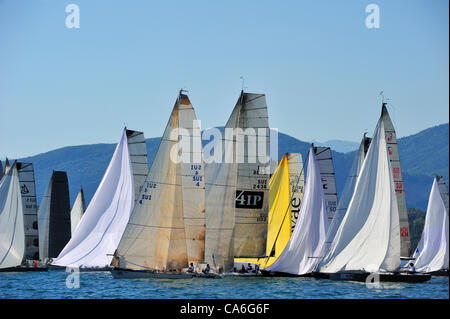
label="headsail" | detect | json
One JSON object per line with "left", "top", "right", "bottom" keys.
{"left": 113, "top": 93, "right": 205, "bottom": 271}
{"left": 381, "top": 103, "right": 411, "bottom": 257}
{"left": 126, "top": 129, "right": 149, "bottom": 204}
{"left": 37, "top": 171, "right": 71, "bottom": 261}
{"left": 205, "top": 91, "right": 270, "bottom": 272}
{"left": 0, "top": 162, "right": 25, "bottom": 269}
{"left": 52, "top": 129, "right": 134, "bottom": 268}
{"left": 70, "top": 188, "right": 86, "bottom": 235}
{"left": 410, "top": 177, "right": 449, "bottom": 272}
{"left": 313, "top": 146, "right": 338, "bottom": 221}
{"left": 318, "top": 119, "right": 401, "bottom": 274}
{"left": 17, "top": 162, "right": 39, "bottom": 261}
{"left": 266, "top": 147, "right": 329, "bottom": 275}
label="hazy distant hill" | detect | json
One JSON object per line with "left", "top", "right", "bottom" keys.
{"left": 316, "top": 140, "right": 360, "bottom": 153}
{"left": 4, "top": 123, "right": 448, "bottom": 212}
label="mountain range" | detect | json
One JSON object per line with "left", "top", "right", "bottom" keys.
{"left": 3, "top": 123, "right": 448, "bottom": 212}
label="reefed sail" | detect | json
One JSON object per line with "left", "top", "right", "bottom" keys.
{"left": 381, "top": 103, "right": 411, "bottom": 257}
{"left": 205, "top": 91, "right": 270, "bottom": 272}
{"left": 313, "top": 146, "right": 338, "bottom": 221}
{"left": 266, "top": 147, "right": 329, "bottom": 275}
{"left": 70, "top": 188, "right": 86, "bottom": 235}
{"left": 0, "top": 162, "right": 25, "bottom": 269}
{"left": 37, "top": 171, "right": 71, "bottom": 261}
{"left": 410, "top": 177, "right": 449, "bottom": 273}
{"left": 52, "top": 129, "right": 134, "bottom": 268}
{"left": 318, "top": 118, "right": 400, "bottom": 274}
{"left": 113, "top": 92, "right": 205, "bottom": 272}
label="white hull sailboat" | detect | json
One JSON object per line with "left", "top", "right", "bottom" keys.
{"left": 314, "top": 103, "right": 430, "bottom": 283}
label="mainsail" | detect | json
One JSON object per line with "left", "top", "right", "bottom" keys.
{"left": 266, "top": 146, "right": 329, "bottom": 275}
{"left": 410, "top": 177, "right": 449, "bottom": 273}
{"left": 436, "top": 176, "right": 449, "bottom": 213}
{"left": 287, "top": 153, "right": 304, "bottom": 232}
{"left": 113, "top": 92, "right": 205, "bottom": 271}
{"left": 318, "top": 118, "right": 401, "bottom": 274}
{"left": 37, "top": 171, "right": 71, "bottom": 261}
{"left": 313, "top": 146, "right": 338, "bottom": 221}
{"left": 381, "top": 103, "right": 411, "bottom": 257}
{"left": 205, "top": 91, "right": 270, "bottom": 272}
{"left": 0, "top": 162, "right": 25, "bottom": 269}
{"left": 52, "top": 129, "right": 134, "bottom": 268}
{"left": 126, "top": 129, "right": 149, "bottom": 204}
{"left": 70, "top": 188, "right": 86, "bottom": 235}
{"left": 4, "top": 158, "right": 11, "bottom": 175}
{"left": 17, "top": 162, "right": 39, "bottom": 261}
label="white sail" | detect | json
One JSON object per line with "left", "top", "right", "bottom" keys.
{"left": 17, "top": 162, "right": 39, "bottom": 261}
{"left": 287, "top": 153, "right": 304, "bottom": 232}
{"left": 126, "top": 129, "right": 149, "bottom": 204}
{"left": 410, "top": 177, "right": 449, "bottom": 272}
{"left": 0, "top": 162, "right": 25, "bottom": 269}
{"left": 204, "top": 91, "right": 270, "bottom": 272}
{"left": 266, "top": 147, "right": 329, "bottom": 275}
{"left": 70, "top": 188, "right": 86, "bottom": 235}
{"left": 381, "top": 103, "right": 411, "bottom": 257}
{"left": 320, "top": 135, "right": 368, "bottom": 261}
{"left": 313, "top": 146, "right": 338, "bottom": 221}
{"left": 114, "top": 93, "right": 205, "bottom": 271}
{"left": 52, "top": 129, "right": 134, "bottom": 268}
{"left": 318, "top": 119, "right": 401, "bottom": 273}
{"left": 0, "top": 160, "right": 3, "bottom": 180}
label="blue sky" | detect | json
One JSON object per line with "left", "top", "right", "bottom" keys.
{"left": 1, "top": 0, "right": 448, "bottom": 159}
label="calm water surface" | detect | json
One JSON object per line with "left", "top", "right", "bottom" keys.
{"left": 0, "top": 271, "right": 448, "bottom": 299}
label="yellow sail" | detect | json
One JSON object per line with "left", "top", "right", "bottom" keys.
{"left": 235, "top": 154, "right": 292, "bottom": 267}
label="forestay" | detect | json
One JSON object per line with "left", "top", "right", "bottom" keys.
{"left": 318, "top": 119, "right": 400, "bottom": 274}
{"left": 52, "top": 129, "right": 134, "bottom": 268}
{"left": 410, "top": 177, "right": 449, "bottom": 273}
{"left": 0, "top": 162, "right": 25, "bottom": 269}
{"left": 266, "top": 147, "right": 329, "bottom": 275}
{"left": 114, "top": 93, "right": 205, "bottom": 271}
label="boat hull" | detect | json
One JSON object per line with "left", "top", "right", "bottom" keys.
{"left": 111, "top": 268, "right": 221, "bottom": 279}
{"left": 313, "top": 272, "right": 431, "bottom": 283}
{"left": 260, "top": 270, "right": 312, "bottom": 277}
{"left": 427, "top": 270, "right": 449, "bottom": 277}
{"left": 0, "top": 266, "right": 48, "bottom": 273}
{"left": 48, "top": 264, "right": 112, "bottom": 272}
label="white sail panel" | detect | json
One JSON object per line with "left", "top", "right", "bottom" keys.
{"left": 411, "top": 178, "right": 449, "bottom": 272}
{"left": 0, "top": 163, "right": 25, "bottom": 269}
{"left": 436, "top": 176, "right": 449, "bottom": 213}
{"left": 381, "top": 103, "right": 411, "bottom": 257}
{"left": 52, "top": 129, "right": 134, "bottom": 268}
{"left": 318, "top": 120, "right": 401, "bottom": 273}
{"left": 266, "top": 147, "right": 329, "bottom": 275}
{"left": 287, "top": 153, "right": 304, "bottom": 232}
{"left": 126, "top": 129, "right": 149, "bottom": 204}
{"left": 313, "top": 146, "right": 338, "bottom": 221}
{"left": 70, "top": 188, "right": 86, "bottom": 235}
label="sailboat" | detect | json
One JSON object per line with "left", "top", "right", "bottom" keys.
{"left": 204, "top": 91, "right": 270, "bottom": 275}
{"left": 313, "top": 146, "right": 338, "bottom": 222}
{"left": 17, "top": 162, "right": 39, "bottom": 262}
{"left": 234, "top": 152, "right": 304, "bottom": 271}
{"left": 0, "top": 162, "right": 46, "bottom": 272}
{"left": 262, "top": 146, "right": 330, "bottom": 276}
{"left": 314, "top": 104, "right": 430, "bottom": 283}
{"left": 51, "top": 129, "right": 136, "bottom": 270}
{"left": 70, "top": 187, "right": 86, "bottom": 235}
{"left": 320, "top": 134, "right": 370, "bottom": 263}
{"left": 405, "top": 176, "right": 449, "bottom": 276}
{"left": 37, "top": 171, "right": 71, "bottom": 264}
{"left": 0, "top": 159, "right": 3, "bottom": 180}
{"left": 111, "top": 91, "right": 216, "bottom": 279}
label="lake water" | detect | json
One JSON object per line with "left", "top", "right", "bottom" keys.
{"left": 0, "top": 270, "right": 448, "bottom": 299}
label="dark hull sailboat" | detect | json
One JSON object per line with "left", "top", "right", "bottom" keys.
{"left": 111, "top": 268, "right": 221, "bottom": 279}
{"left": 0, "top": 266, "right": 48, "bottom": 273}
{"left": 312, "top": 271, "right": 431, "bottom": 283}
